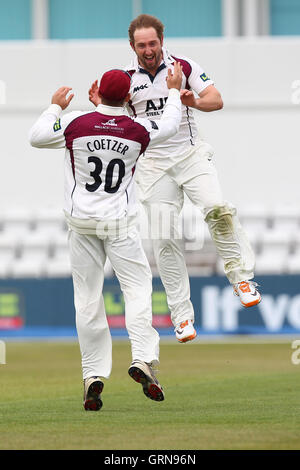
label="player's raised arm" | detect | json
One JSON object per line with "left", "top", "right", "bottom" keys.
{"left": 29, "top": 87, "right": 79, "bottom": 149}
{"left": 89, "top": 80, "right": 101, "bottom": 107}
{"left": 137, "top": 61, "right": 183, "bottom": 147}
{"left": 180, "top": 85, "right": 223, "bottom": 112}
{"left": 165, "top": 60, "right": 182, "bottom": 90}
{"left": 52, "top": 86, "right": 74, "bottom": 109}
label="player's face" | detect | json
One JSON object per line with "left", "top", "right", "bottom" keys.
{"left": 131, "top": 27, "right": 163, "bottom": 73}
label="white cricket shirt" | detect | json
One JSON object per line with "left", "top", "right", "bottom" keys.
{"left": 29, "top": 89, "right": 181, "bottom": 224}
{"left": 125, "top": 48, "right": 214, "bottom": 158}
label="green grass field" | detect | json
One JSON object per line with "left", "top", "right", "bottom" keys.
{"left": 0, "top": 340, "right": 299, "bottom": 450}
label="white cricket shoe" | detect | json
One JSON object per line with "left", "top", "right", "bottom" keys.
{"left": 233, "top": 280, "right": 261, "bottom": 308}
{"left": 175, "top": 319, "right": 197, "bottom": 343}
{"left": 83, "top": 376, "right": 104, "bottom": 411}
{"left": 128, "top": 360, "right": 164, "bottom": 401}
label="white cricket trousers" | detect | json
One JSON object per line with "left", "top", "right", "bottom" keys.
{"left": 136, "top": 141, "right": 255, "bottom": 327}
{"left": 68, "top": 226, "right": 160, "bottom": 380}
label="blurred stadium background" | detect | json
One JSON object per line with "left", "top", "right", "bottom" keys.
{"left": 0, "top": 0, "right": 300, "bottom": 338}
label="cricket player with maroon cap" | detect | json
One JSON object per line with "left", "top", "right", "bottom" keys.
{"left": 29, "top": 63, "right": 183, "bottom": 411}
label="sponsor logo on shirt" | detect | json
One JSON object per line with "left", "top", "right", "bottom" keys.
{"left": 53, "top": 118, "right": 61, "bottom": 132}
{"left": 133, "top": 84, "right": 149, "bottom": 93}
{"left": 101, "top": 118, "right": 118, "bottom": 126}
{"left": 145, "top": 97, "right": 168, "bottom": 116}
{"left": 94, "top": 119, "right": 125, "bottom": 134}
{"left": 200, "top": 73, "right": 209, "bottom": 82}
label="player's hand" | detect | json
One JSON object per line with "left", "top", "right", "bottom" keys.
{"left": 166, "top": 61, "right": 183, "bottom": 90}
{"left": 51, "top": 87, "right": 74, "bottom": 110}
{"left": 89, "top": 79, "right": 101, "bottom": 106}
{"left": 180, "top": 89, "right": 197, "bottom": 107}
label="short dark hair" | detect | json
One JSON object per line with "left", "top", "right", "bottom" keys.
{"left": 128, "top": 14, "right": 164, "bottom": 44}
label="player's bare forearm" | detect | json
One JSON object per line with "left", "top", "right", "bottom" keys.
{"left": 180, "top": 85, "right": 223, "bottom": 112}
{"left": 195, "top": 91, "right": 223, "bottom": 112}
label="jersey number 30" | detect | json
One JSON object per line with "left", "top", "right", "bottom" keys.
{"left": 86, "top": 156, "right": 125, "bottom": 193}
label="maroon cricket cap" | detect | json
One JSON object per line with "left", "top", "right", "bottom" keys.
{"left": 99, "top": 69, "right": 131, "bottom": 102}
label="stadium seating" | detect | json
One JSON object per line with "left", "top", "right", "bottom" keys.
{"left": 270, "top": 204, "right": 300, "bottom": 234}
{"left": 287, "top": 233, "right": 300, "bottom": 274}
{"left": 0, "top": 203, "right": 299, "bottom": 278}
{"left": 0, "top": 235, "right": 17, "bottom": 277}
{"left": 44, "top": 229, "right": 70, "bottom": 277}
{"left": 10, "top": 230, "right": 51, "bottom": 278}
{"left": 254, "top": 229, "right": 292, "bottom": 274}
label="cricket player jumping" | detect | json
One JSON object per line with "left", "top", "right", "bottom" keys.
{"left": 89, "top": 15, "right": 262, "bottom": 344}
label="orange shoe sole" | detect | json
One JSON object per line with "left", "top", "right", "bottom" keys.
{"left": 177, "top": 331, "right": 197, "bottom": 343}
{"left": 240, "top": 297, "right": 262, "bottom": 308}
